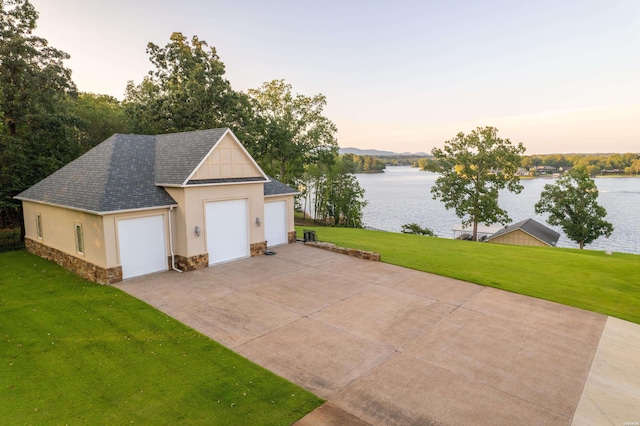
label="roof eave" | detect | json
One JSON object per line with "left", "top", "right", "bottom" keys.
{"left": 16, "top": 198, "right": 177, "bottom": 216}
{"left": 15, "top": 198, "right": 103, "bottom": 215}
{"left": 98, "top": 204, "right": 178, "bottom": 216}
{"left": 159, "top": 180, "right": 268, "bottom": 188}
{"left": 265, "top": 191, "right": 300, "bottom": 198}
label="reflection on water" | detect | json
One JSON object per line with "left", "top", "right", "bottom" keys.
{"left": 356, "top": 166, "right": 640, "bottom": 254}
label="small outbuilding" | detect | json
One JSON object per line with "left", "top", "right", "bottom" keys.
{"left": 15, "top": 128, "right": 298, "bottom": 284}
{"left": 486, "top": 218, "right": 560, "bottom": 247}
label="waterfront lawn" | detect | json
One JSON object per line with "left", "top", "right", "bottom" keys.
{"left": 0, "top": 251, "right": 322, "bottom": 425}
{"left": 297, "top": 226, "right": 640, "bottom": 324}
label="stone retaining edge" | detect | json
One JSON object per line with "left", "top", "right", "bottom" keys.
{"left": 303, "top": 241, "right": 381, "bottom": 261}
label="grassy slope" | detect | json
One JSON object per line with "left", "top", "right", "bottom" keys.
{"left": 297, "top": 226, "right": 640, "bottom": 324}
{"left": 1, "top": 251, "right": 322, "bottom": 425}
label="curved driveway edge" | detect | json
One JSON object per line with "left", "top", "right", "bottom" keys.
{"left": 114, "top": 243, "right": 639, "bottom": 425}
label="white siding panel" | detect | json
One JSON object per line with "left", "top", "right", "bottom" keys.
{"left": 206, "top": 199, "right": 249, "bottom": 264}
{"left": 117, "top": 215, "right": 167, "bottom": 279}
{"left": 265, "top": 201, "right": 287, "bottom": 246}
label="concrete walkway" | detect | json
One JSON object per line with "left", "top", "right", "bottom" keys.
{"left": 114, "top": 244, "right": 640, "bottom": 425}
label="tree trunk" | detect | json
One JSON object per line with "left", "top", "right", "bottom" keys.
{"left": 579, "top": 240, "right": 584, "bottom": 249}
{"left": 19, "top": 203, "right": 25, "bottom": 242}
{"left": 472, "top": 220, "right": 478, "bottom": 241}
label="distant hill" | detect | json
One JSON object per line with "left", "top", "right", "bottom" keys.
{"left": 339, "top": 147, "right": 396, "bottom": 156}
{"left": 339, "top": 147, "right": 430, "bottom": 156}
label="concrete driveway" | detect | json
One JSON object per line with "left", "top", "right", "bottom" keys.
{"left": 114, "top": 243, "right": 640, "bottom": 425}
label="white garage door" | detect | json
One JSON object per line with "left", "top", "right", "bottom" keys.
{"left": 265, "top": 201, "right": 287, "bottom": 247}
{"left": 206, "top": 199, "right": 249, "bottom": 265}
{"left": 117, "top": 215, "right": 167, "bottom": 279}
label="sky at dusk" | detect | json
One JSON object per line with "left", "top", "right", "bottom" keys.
{"left": 29, "top": 0, "right": 640, "bottom": 154}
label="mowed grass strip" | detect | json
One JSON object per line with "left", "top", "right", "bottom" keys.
{"left": 0, "top": 251, "right": 322, "bottom": 425}
{"left": 297, "top": 226, "right": 640, "bottom": 324}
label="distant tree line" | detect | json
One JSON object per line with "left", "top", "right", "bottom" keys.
{"left": 522, "top": 153, "right": 640, "bottom": 176}
{"left": 340, "top": 154, "right": 386, "bottom": 173}
{"left": 415, "top": 153, "right": 640, "bottom": 177}
{"left": 1, "top": 1, "right": 366, "bottom": 230}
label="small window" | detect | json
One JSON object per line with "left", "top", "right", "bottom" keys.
{"left": 75, "top": 224, "right": 84, "bottom": 254}
{"left": 36, "top": 213, "right": 43, "bottom": 239}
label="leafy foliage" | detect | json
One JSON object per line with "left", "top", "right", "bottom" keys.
{"left": 401, "top": 223, "right": 435, "bottom": 236}
{"left": 522, "top": 153, "right": 640, "bottom": 176}
{"left": 67, "top": 92, "right": 131, "bottom": 150}
{"left": 535, "top": 167, "right": 613, "bottom": 249}
{"left": 247, "top": 80, "right": 338, "bottom": 185}
{"left": 300, "top": 154, "right": 366, "bottom": 228}
{"left": 123, "top": 32, "right": 253, "bottom": 140}
{"left": 0, "top": 0, "right": 79, "bottom": 227}
{"left": 428, "top": 126, "right": 525, "bottom": 240}
{"left": 341, "top": 153, "right": 386, "bottom": 173}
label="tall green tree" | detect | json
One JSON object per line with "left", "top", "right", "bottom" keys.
{"left": 428, "top": 126, "right": 525, "bottom": 240}
{"left": 247, "top": 79, "right": 338, "bottom": 185}
{"left": 0, "top": 0, "right": 78, "bottom": 228}
{"left": 68, "top": 92, "right": 131, "bottom": 150}
{"left": 123, "top": 32, "right": 253, "bottom": 141}
{"left": 535, "top": 167, "right": 613, "bottom": 249}
{"left": 301, "top": 154, "right": 366, "bottom": 228}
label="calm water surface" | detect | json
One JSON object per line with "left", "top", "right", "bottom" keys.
{"left": 356, "top": 166, "right": 640, "bottom": 254}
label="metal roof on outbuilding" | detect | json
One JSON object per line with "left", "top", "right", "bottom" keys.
{"left": 487, "top": 218, "right": 560, "bottom": 246}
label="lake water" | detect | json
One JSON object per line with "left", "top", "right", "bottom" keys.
{"left": 356, "top": 166, "right": 640, "bottom": 255}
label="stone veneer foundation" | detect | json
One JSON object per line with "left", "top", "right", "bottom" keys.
{"left": 25, "top": 238, "right": 123, "bottom": 284}
{"left": 26, "top": 238, "right": 282, "bottom": 284}
{"left": 250, "top": 241, "right": 267, "bottom": 256}
{"left": 288, "top": 231, "right": 297, "bottom": 243}
{"left": 172, "top": 253, "right": 209, "bottom": 271}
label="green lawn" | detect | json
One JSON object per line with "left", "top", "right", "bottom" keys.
{"left": 0, "top": 251, "right": 322, "bottom": 425}
{"left": 297, "top": 226, "right": 640, "bottom": 324}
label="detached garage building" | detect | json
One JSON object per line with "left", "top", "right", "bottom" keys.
{"left": 486, "top": 218, "right": 560, "bottom": 247}
{"left": 16, "top": 128, "right": 298, "bottom": 284}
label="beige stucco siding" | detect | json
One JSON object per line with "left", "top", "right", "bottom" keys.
{"left": 489, "top": 229, "right": 548, "bottom": 247}
{"left": 265, "top": 195, "right": 296, "bottom": 234}
{"left": 102, "top": 209, "right": 171, "bottom": 269}
{"left": 22, "top": 201, "right": 106, "bottom": 267}
{"left": 165, "top": 182, "right": 265, "bottom": 257}
{"left": 192, "top": 133, "right": 262, "bottom": 180}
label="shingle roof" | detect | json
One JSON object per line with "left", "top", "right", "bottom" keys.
{"left": 16, "top": 128, "right": 292, "bottom": 215}
{"left": 16, "top": 134, "right": 177, "bottom": 213}
{"left": 487, "top": 218, "right": 560, "bottom": 246}
{"left": 155, "top": 128, "right": 229, "bottom": 186}
{"left": 264, "top": 178, "right": 299, "bottom": 196}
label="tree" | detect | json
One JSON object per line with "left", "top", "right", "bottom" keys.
{"left": 0, "top": 0, "right": 78, "bottom": 229}
{"left": 300, "top": 154, "right": 367, "bottom": 228}
{"left": 123, "top": 32, "right": 253, "bottom": 141}
{"left": 626, "top": 158, "right": 640, "bottom": 175}
{"left": 401, "top": 223, "right": 435, "bottom": 236}
{"left": 428, "top": 126, "right": 525, "bottom": 240}
{"left": 247, "top": 79, "right": 338, "bottom": 185}
{"left": 417, "top": 158, "right": 431, "bottom": 170}
{"left": 535, "top": 167, "right": 613, "bottom": 249}
{"left": 68, "top": 93, "right": 131, "bottom": 150}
